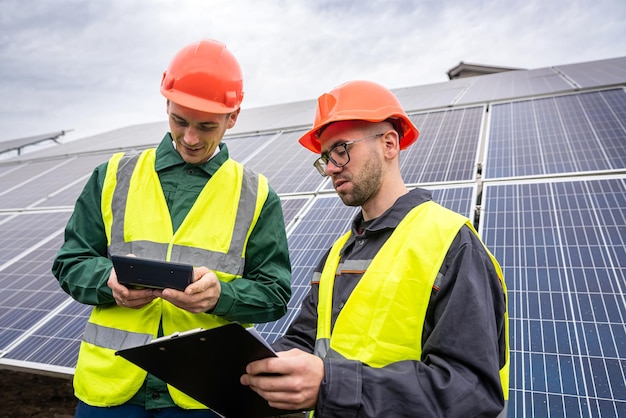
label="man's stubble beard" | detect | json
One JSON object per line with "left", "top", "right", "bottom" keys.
{"left": 336, "top": 148, "right": 383, "bottom": 208}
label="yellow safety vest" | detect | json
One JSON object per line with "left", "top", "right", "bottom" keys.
{"left": 74, "top": 149, "right": 269, "bottom": 408}
{"left": 316, "top": 201, "right": 509, "bottom": 400}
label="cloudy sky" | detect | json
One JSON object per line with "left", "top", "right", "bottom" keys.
{"left": 1, "top": 0, "right": 625, "bottom": 143}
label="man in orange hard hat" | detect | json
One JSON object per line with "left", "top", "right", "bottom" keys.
{"left": 242, "top": 80, "right": 509, "bottom": 417}
{"left": 53, "top": 39, "right": 291, "bottom": 417}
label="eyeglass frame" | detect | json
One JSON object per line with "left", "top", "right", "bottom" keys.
{"left": 313, "top": 132, "right": 385, "bottom": 177}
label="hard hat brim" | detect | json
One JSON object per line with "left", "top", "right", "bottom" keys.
{"left": 161, "top": 89, "right": 241, "bottom": 114}
{"left": 298, "top": 114, "right": 419, "bottom": 154}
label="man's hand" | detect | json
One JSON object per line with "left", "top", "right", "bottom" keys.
{"left": 240, "top": 348, "right": 324, "bottom": 411}
{"left": 107, "top": 268, "right": 156, "bottom": 309}
{"left": 154, "top": 266, "right": 221, "bottom": 313}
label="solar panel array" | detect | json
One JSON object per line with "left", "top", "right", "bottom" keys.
{"left": 404, "top": 106, "right": 483, "bottom": 184}
{"left": 0, "top": 57, "right": 625, "bottom": 417}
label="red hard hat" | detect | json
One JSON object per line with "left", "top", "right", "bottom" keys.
{"left": 160, "top": 39, "right": 244, "bottom": 114}
{"left": 298, "top": 80, "right": 419, "bottom": 153}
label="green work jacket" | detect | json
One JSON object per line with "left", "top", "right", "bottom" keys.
{"left": 53, "top": 134, "right": 291, "bottom": 409}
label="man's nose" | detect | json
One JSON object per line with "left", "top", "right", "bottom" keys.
{"left": 325, "top": 161, "right": 342, "bottom": 176}
{"left": 184, "top": 127, "right": 200, "bottom": 145}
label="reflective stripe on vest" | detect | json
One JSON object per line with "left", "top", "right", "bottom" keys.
{"left": 315, "top": 200, "right": 510, "bottom": 400}
{"left": 82, "top": 322, "right": 153, "bottom": 351}
{"left": 74, "top": 148, "right": 269, "bottom": 408}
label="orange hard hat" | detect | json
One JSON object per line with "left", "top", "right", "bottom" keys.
{"left": 298, "top": 80, "right": 419, "bottom": 153}
{"left": 160, "top": 39, "right": 244, "bottom": 114}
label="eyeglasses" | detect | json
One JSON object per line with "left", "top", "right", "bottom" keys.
{"left": 313, "top": 133, "right": 384, "bottom": 177}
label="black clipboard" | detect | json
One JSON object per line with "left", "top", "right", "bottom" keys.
{"left": 115, "top": 323, "right": 297, "bottom": 417}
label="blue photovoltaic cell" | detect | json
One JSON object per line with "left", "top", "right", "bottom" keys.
{"left": 280, "top": 197, "right": 310, "bottom": 230}
{"left": 486, "top": 89, "right": 626, "bottom": 179}
{"left": 256, "top": 186, "right": 476, "bottom": 343}
{"left": 403, "top": 106, "right": 482, "bottom": 184}
{"left": 481, "top": 178, "right": 626, "bottom": 418}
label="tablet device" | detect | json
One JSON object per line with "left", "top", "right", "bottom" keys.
{"left": 111, "top": 255, "right": 193, "bottom": 291}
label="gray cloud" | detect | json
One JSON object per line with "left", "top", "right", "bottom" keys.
{"left": 1, "top": 0, "right": 624, "bottom": 142}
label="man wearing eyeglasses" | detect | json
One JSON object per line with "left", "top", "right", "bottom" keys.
{"left": 241, "top": 80, "right": 509, "bottom": 417}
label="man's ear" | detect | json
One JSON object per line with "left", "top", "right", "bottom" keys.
{"left": 227, "top": 108, "right": 241, "bottom": 129}
{"left": 382, "top": 130, "right": 401, "bottom": 159}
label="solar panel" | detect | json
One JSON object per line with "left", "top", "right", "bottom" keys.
{"left": 394, "top": 79, "right": 474, "bottom": 110}
{"left": 0, "top": 212, "right": 75, "bottom": 369}
{"left": 35, "top": 180, "right": 91, "bottom": 209}
{"left": 2, "top": 298, "right": 91, "bottom": 373}
{"left": 7, "top": 122, "right": 168, "bottom": 161}
{"left": 222, "top": 132, "right": 278, "bottom": 163}
{"left": 485, "top": 89, "right": 626, "bottom": 180}
{"left": 404, "top": 106, "right": 483, "bottom": 184}
{"left": 0, "top": 212, "right": 71, "bottom": 265}
{"left": 244, "top": 130, "right": 327, "bottom": 194}
{"left": 555, "top": 57, "right": 626, "bottom": 89}
{"left": 21, "top": 154, "right": 108, "bottom": 209}
{"left": 0, "top": 132, "right": 65, "bottom": 154}
{"left": 0, "top": 159, "right": 72, "bottom": 210}
{"left": 456, "top": 67, "right": 573, "bottom": 105}
{"left": 0, "top": 164, "right": 21, "bottom": 178}
{"left": 480, "top": 177, "right": 626, "bottom": 417}
{"left": 0, "top": 154, "right": 109, "bottom": 210}
{"left": 0, "top": 233, "right": 72, "bottom": 358}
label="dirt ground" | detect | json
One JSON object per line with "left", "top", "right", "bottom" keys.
{"left": 1, "top": 369, "right": 76, "bottom": 418}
